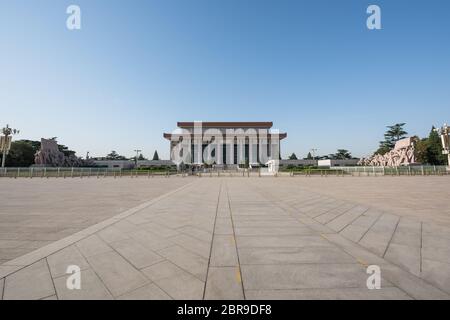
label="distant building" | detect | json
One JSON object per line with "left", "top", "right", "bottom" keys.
{"left": 163, "top": 122, "right": 287, "bottom": 167}
{"left": 92, "top": 159, "right": 134, "bottom": 169}
{"left": 136, "top": 160, "right": 175, "bottom": 168}
{"left": 279, "top": 159, "right": 318, "bottom": 167}
{"left": 92, "top": 159, "right": 175, "bottom": 169}
{"left": 318, "top": 159, "right": 360, "bottom": 167}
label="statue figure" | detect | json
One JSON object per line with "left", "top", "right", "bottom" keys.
{"left": 34, "top": 138, "right": 65, "bottom": 167}
{"left": 359, "top": 137, "right": 417, "bottom": 167}
{"left": 34, "top": 138, "right": 93, "bottom": 167}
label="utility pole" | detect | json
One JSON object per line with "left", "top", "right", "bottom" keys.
{"left": 1, "top": 124, "right": 20, "bottom": 168}
{"left": 310, "top": 148, "right": 318, "bottom": 160}
{"left": 134, "top": 149, "right": 142, "bottom": 168}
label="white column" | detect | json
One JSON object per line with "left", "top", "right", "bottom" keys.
{"left": 236, "top": 136, "right": 246, "bottom": 165}
{"left": 194, "top": 137, "right": 203, "bottom": 165}
{"left": 249, "top": 135, "right": 258, "bottom": 165}
{"left": 225, "top": 136, "right": 235, "bottom": 165}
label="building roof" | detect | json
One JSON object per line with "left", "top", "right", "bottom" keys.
{"left": 177, "top": 122, "right": 273, "bottom": 128}
{"left": 164, "top": 121, "right": 287, "bottom": 140}
{"left": 163, "top": 132, "right": 287, "bottom": 140}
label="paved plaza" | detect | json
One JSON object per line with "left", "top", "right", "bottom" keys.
{"left": 0, "top": 177, "right": 449, "bottom": 300}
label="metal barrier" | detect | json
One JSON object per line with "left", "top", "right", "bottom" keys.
{"left": 333, "top": 165, "right": 449, "bottom": 176}
{"left": 0, "top": 167, "right": 178, "bottom": 178}
{"left": 0, "top": 165, "right": 448, "bottom": 178}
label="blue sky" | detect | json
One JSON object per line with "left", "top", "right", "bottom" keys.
{"left": 1, "top": 0, "right": 449, "bottom": 159}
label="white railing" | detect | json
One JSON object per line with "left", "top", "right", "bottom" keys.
{"left": 330, "top": 165, "right": 449, "bottom": 176}
{"left": 0, "top": 167, "right": 177, "bottom": 178}
{"left": 0, "top": 165, "right": 448, "bottom": 178}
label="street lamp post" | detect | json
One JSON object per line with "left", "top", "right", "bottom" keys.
{"left": 435, "top": 124, "right": 450, "bottom": 167}
{"left": 1, "top": 124, "right": 20, "bottom": 168}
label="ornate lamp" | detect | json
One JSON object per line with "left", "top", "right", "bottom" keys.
{"left": 435, "top": 124, "right": 450, "bottom": 167}
{"left": 1, "top": 124, "right": 20, "bottom": 168}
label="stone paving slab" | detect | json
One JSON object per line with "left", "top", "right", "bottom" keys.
{"left": 155, "top": 272, "right": 205, "bottom": 300}
{"left": 47, "top": 245, "right": 90, "bottom": 278}
{"left": 169, "top": 234, "right": 211, "bottom": 259}
{"left": 315, "top": 203, "right": 356, "bottom": 224}
{"left": 76, "top": 235, "right": 114, "bottom": 258}
{"left": 1, "top": 177, "right": 450, "bottom": 300}
{"left": 85, "top": 250, "right": 149, "bottom": 297}
{"left": 358, "top": 213, "right": 400, "bottom": 257}
{"left": 238, "top": 247, "right": 356, "bottom": 265}
{"left": 3, "top": 259, "right": 55, "bottom": 300}
{"left": 390, "top": 219, "right": 422, "bottom": 248}
{"left": 205, "top": 267, "right": 244, "bottom": 300}
{"left": 326, "top": 205, "right": 369, "bottom": 232}
{"left": 241, "top": 263, "right": 389, "bottom": 290}
{"left": 234, "top": 226, "right": 315, "bottom": 236}
{"left": 157, "top": 245, "right": 209, "bottom": 281}
{"left": 421, "top": 259, "right": 450, "bottom": 295}
{"left": 236, "top": 235, "right": 333, "bottom": 248}
{"left": 246, "top": 287, "right": 412, "bottom": 300}
{"left": 177, "top": 226, "right": 213, "bottom": 243}
{"left": 117, "top": 283, "right": 172, "bottom": 300}
{"left": 210, "top": 235, "right": 239, "bottom": 267}
{"left": 384, "top": 243, "right": 421, "bottom": 276}
{"left": 53, "top": 268, "right": 113, "bottom": 300}
{"left": 108, "top": 238, "right": 165, "bottom": 269}
{"left": 339, "top": 211, "right": 382, "bottom": 243}
{"left": 127, "top": 229, "right": 174, "bottom": 252}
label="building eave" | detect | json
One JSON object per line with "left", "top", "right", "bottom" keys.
{"left": 177, "top": 122, "right": 273, "bottom": 129}
{"left": 163, "top": 132, "right": 287, "bottom": 140}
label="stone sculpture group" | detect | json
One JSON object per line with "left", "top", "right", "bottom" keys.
{"left": 34, "top": 138, "right": 92, "bottom": 167}
{"left": 358, "top": 137, "right": 417, "bottom": 167}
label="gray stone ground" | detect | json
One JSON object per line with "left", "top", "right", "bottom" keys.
{"left": 0, "top": 178, "right": 194, "bottom": 263}
{"left": 0, "top": 177, "right": 449, "bottom": 300}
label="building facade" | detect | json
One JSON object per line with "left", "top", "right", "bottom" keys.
{"left": 163, "top": 122, "right": 287, "bottom": 167}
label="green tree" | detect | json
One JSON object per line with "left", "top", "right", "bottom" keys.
{"left": 427, "top": 127, "right": 446, "bottom": 165}
{"left": 138, "top": 153, "right": 147, "bottom": 160}
{"left": 304, "top": 152, "right": 313, "bottom": 160}
{"left": 400, "top": 127, "right": 445, "bottom": 165}
{"left": 5, "top": 141, "right": 36, "bottom": 167}
{"left": 20, "top": 139, "right": 41, "bottom": 153}
{"left": 152, "top": 150, "right": 160, "bottom": 161}
{"left": 288, "top": 153, "right": 298, "bottom": 160}
{"left": 375, "top": 123, "right": 408, "bottom": 155}
{"left": 58, "top": 144, "right": 76, "bottom": 157}
{"left": 386, "top": 123, "right": 408, "bottom": 143}
{"left": 415, "top": 137, "right": 429, "bottom": 164}
{"left": 106, "top": 151, "right": 127, "bottom": 160}
{"left": 333, "top": 149, "right": 352, "bottom": 160}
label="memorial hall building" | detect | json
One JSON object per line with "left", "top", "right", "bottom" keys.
{"left": 163, "top": 122, "right": 287, "bottom": 167}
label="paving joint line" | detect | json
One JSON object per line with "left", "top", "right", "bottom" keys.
{"left": 313, "top": 203, "right": 357, "bottom": 222}
{"left": 324, "top": 205, "right": 369, "bottom": 228}
{"left": 226, "top": 181, "right": 246, "bottom": 300}
{"left": 420, "top": 222, "right": 423, "bottom": 273}
{"left": 382, "top": 217, "right": 401, "bottom": 258}
{"left": 45, "top": 257, "right": 59, "bottom": 300}
{"left": 202, "top": 181, "right": 222, "bottom": 300}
